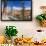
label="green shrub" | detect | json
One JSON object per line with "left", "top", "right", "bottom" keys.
{"left": 36, "top": 14, "right": 46, "bottom": 21}
{"left": 5, "top": 26, "right": 18, "bottom": 39}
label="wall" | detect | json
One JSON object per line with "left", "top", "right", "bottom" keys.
{"left": 0, "top": 0, "right": 46, "bottom": 37}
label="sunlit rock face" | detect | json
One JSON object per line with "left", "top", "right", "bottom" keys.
{"left": 12, "top": 7, "right": 22, "bottom": 16}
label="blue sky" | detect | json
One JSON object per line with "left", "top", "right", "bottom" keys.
{"left": 8, "top": 0, "right": 30, "bottom": 1}
{"left": 7, "top": 1, "right": 32, "bottom": 8}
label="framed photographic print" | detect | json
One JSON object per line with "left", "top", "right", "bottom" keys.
{"left": 1, "top": 0, "right": 32, "bottom": 21}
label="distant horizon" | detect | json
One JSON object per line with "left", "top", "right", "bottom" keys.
{"left": 2, "top": 6, "right": 31, "bottom": 10}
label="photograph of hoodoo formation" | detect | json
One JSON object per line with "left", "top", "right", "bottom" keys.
{"left": 1, "top": 0, "right": 32, "bottom": 21}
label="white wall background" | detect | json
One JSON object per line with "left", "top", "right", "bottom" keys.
{"left": 0, "top": 0, "right": 46, "bottom": 37}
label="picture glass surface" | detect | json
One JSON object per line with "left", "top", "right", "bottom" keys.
{"left": 1, "top": 0, "right": 32, "bottom": 21}
{"left": 24, "top": 1, "right": 31, "bottom": 20}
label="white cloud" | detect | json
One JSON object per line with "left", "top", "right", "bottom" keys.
{"left": 13, "top": 6, "right": 22, "bottom": 11}
{"left": 24, "top": 7, "right": 31, "bottom": 10}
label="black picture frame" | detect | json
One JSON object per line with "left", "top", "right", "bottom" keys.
{"left": 1, "top": 0, "right": 32, "bottom": 21}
